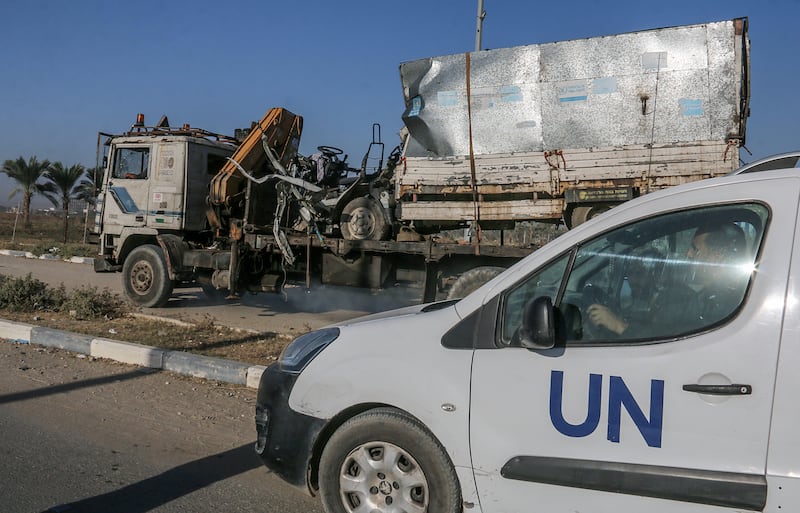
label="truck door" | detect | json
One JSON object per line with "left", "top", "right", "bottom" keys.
{"left": 102, "top": 144, "right": 151, "bottom": 230}
{"left": 468, "top": 180, "right": 797, "bottom": 512}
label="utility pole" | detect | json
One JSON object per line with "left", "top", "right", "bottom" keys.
{"left": 475, "top": 0, "right": 486, "bottom": 52}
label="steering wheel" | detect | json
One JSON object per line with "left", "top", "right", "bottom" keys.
{"left": 580, "top": 283, "right": 615, "bottom": 340}
{"left": 317, "top": 145, "right": 344, "bottom": 157}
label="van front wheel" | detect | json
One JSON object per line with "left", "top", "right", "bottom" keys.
{"left": 319, "top": 408, "right": 461, "bottom": 513}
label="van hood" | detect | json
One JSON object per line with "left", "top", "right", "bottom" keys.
{"left": 332, "top": 299, "right": 459, "bottom": 328}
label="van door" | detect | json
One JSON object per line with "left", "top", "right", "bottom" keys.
{"left": 468, "top": 181, "right": 797, "bottom": 512}
{"left": 764, "top": 198, "right": 800, "bottom": 509}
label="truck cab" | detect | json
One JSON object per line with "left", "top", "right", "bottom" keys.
{"left": 95, "top": 132, "right": 234, "bottom": 263}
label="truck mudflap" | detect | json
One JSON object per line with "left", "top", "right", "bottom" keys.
{"left": 156, "top": 234, "right": 189, "bottom": 281}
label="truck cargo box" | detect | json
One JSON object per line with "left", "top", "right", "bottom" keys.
{"left": 397, "top": 18, "right": 750, "bottom": 228}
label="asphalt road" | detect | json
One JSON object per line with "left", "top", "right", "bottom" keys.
{"left": 0, "top": 254, "right": 420, "bottom": 332}
{"left": 0, "top": 341, "right": 325, "bottom": 513}
{"left": 0, "top": 255, "right": 418, "bottom": 512}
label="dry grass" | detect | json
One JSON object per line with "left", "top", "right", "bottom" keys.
{"left": 1, "top": 309, "right": 293, "bottom": 366}
{"left": 0, "top": 212, "right": 96, "bottom": 257}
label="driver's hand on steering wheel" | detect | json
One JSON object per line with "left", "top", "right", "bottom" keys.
{"left": 587, "top": 304, "right": 628, "bottom": 335}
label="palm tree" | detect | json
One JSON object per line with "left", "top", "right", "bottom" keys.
{"left": 75, "top": 166, "right": 102, "bottom": 206}
{"left": 1, "top": 156, "right": 52, "bottom": 228}
{"left": 42, "top": 162, "right": 86, "bottom": 243}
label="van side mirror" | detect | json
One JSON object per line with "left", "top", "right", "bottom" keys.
{"left": 519, "top": 296, "right": 555, "bottom": 350}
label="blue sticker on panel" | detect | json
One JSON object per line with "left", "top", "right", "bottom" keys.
{"left": 500, "top": 85, "right": 523, "bottom": 102}
{"left": 592, "top": 77, "right": 618, "bottom": 95}
{"left": 680, "top": 99, "right": 704, "bottom": 116}
{"left": 437, "top": 91, "right": 459, "bottom": 107}
{"left": 408, "top": 96, "right": 423, "bottom": 116}
{"left": 558, "top": 80, "right": 588, "bottom": 104}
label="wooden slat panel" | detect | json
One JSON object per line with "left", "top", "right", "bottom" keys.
{"left": 399, "top": 199, "right": 562, "bottom": 221}
{"left": 398, "top": 141, "right": 738, "bottom": 191}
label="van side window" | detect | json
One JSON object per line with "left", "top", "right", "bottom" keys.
{"left": 500, "top": 255, "right": 570, "bottom": 343}
{"left": 114, "top": 147, "right": 150, "bottom": 179}
{"left": 499, "top": 203, "right": 769, "bottom": 346}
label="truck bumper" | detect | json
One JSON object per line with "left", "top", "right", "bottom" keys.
{"left": 93, "top": 256, "right": 121, "bottom": 273}
{"left": 255, "top": 363, "right": 327, "bottom": 494}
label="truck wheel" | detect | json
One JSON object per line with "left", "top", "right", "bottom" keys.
{"left": 340, "top": 197, "right": 390, "bottom": 241}
{"left": 319, "top": 408, "right": 461, "bottom": 513}
{"left": 122, "top": 245, "right": 174, "bottom": 308}
{"left": 200, "top": 283, "right": 227, "bottom": 303}
{"left": 570, "top": 204, "right": 611, "bottom": 228}
{"left": 446, "top": 266, "right": 505, "bottom": 300}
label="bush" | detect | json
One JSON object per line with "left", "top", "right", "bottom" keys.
{"left": 0, "top": 274, "right": 127, "bottom": 318}
{"left": 0, "top": 274, "right": 65, "bottom": 312}
{"left": 62, "top": 286, "right": 127, "bottom": 320}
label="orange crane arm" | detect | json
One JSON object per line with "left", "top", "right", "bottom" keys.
{"left": 207, "top": 107, "right": 303, "bottom": 217}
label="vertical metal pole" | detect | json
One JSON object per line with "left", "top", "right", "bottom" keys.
{"left": 306, "top": 233, "right": 312, "bottom": 290}
{"left": 11, "top": 200, "right": 20, "bottom": 242}
{"left": 475, "top": 0, "right": 486, "bottom": 52}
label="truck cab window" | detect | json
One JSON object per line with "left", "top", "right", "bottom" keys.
{"left": 114, "top": 147, "right": 150, "bottom": 179}
{"left": 500, "top": 203, "right": 768, "bottom": 346}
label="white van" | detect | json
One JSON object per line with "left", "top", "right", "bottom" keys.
{"left": 255, "top": 167, "right": 800, "bottom": 513}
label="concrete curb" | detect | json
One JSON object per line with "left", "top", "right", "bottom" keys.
{"left": 0, "top": 250, "right": 94, "bottom": 265}
{"left": 0, "top": 319, "right": 267, "bottom": 389}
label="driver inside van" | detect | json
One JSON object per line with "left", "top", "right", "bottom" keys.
{"left": 586, "top": 247, "right": 665, "bottom": 336}
{"left": 587, "top": 221, "right": 748, "bottom": 338}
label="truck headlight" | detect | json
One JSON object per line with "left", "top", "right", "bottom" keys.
{"left": 279, "top": 327, "right": 340, "bottom": 373}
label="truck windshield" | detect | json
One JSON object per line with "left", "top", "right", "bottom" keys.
{"left": 114, "top": 147, "right": 150, "bottom": 179}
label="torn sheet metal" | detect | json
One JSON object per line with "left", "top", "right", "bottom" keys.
{"left": 399, "top": 18, "right": 749, "bottom": 158}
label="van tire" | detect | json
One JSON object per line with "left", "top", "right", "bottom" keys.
{"left": 446, "top": 266, "right": 505, "bottom": 300}
{"left": 319, "top": 407, "right": 461, "bottom": 513}
{"left": 340, "top": 197, "right": 390, "bottom": 241}
{"left": 122, "top": 244, "right": 174, "bottom": 308}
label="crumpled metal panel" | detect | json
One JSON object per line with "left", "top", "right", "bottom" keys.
{"left": 400, "top": 19, "right": 747, "bottom": 158}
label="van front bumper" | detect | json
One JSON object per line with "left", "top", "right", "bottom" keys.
{"left": 254, "top": 363, "right": 327, "bottom": 493}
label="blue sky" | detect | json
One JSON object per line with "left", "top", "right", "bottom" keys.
{"left": 1, "top": 0, "right": 798, "bottom": 207}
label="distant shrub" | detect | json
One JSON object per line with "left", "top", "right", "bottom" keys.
{"left": 62, "top": 286, "right": 128, "bottom": 320}
{"left": 0, "top": 274, "right": 127, "bottom": 318}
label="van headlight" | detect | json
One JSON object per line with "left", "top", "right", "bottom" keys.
{"left": 279, "top": 327, "right": 340, "bottom": 373}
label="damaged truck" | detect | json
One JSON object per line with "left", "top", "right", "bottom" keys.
{"left": 92, "top": 17, "right": 750, "bottom": 307}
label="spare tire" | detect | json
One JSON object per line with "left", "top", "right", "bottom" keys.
{"left": 570, "top": 203, "right": 611, "bottom": 228}
{"left": 446, "top": 266, "right": 505, "bottom": 300}
{"left": 340, "top": 196, "right": 390, "bottom": 240}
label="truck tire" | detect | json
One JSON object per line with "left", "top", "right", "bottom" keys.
{"left": 122, "top": 245, "right": 174, "bottom": 308}
{"left": 570, "top": 204, "right": 611, "bottom": 228}
{"left": 340, "top": 197, "right": 390, "bottom": 241}
{"left": 200, "top": 283, "right": 227, "bottom": 303}
{"left": 319, "top": 407, "right": 461, "bottom": 513}
{"left": 446, "top": 266, "right": 505, "bottom": 300}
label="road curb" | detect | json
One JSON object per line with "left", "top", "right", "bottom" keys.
{"left": 0, "top": 250, "right": 94, "bottom": 265}
{"left": 0, "top": 318, "right": 266, "bottom": 389}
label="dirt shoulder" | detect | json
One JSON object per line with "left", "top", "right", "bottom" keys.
{"left": 1, "top": 309, "right": 294, "bottom": 366}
